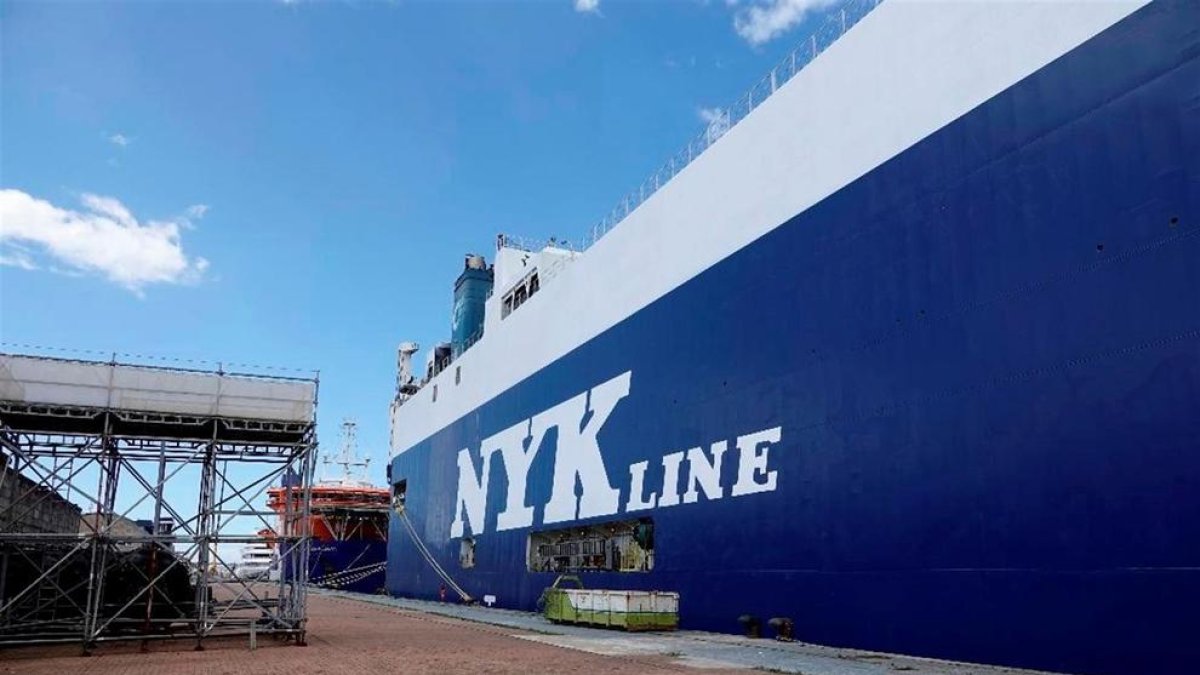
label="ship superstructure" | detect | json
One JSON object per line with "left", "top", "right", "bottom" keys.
{"left": 386, "top": 2, "right": 1200, "bottom": 674}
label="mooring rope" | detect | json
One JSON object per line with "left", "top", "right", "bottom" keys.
{"left": 395, "top": 508, "right": 473, "bottom": 603}
{"left": 310, "top": 561, "right": 387, "bottom": 590}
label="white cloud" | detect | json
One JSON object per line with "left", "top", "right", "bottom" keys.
{"left": 186, "top": 204, "right": 210, "bottom": 219}
{"left": 0, "top": 189, "right": 209, "bottom": 294}
{"left": 0, "top": 250, "right": 38, "bottom": 271}
{"left": 698, "top": 107, "right": 724, "bottom": 125}
{"left": 734, "top": 0, "right": 832, "bottom": 46}
{"left": 574, "top": 0, "right": 600, "bottom": 14}
{"left": 109, "top": 133, "right": 132, "bottom": 148}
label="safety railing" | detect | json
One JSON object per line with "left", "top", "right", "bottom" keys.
{"left": 585, "top": 0, "right": 883, "bottom": 247}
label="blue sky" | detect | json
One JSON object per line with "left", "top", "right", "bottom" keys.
{"left": 1, "top": 0, "right": 833, "bottom": 477}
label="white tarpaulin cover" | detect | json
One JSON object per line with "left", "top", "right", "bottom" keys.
{"left": 0, "top": 354, "right": 315, "bottom": 423}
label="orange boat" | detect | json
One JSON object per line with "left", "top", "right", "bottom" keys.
{"left": 267, "top": 420, "right": 389, "bottom": 592}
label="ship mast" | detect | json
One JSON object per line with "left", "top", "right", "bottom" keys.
{"left": 321, "top": 418, "right": 371, "bottom": 487}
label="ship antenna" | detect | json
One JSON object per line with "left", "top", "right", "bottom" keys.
{"left": 328, "top": 418, "right": 370, "bottom": 486}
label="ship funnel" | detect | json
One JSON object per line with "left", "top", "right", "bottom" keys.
{"left": 451, "top": 254, "right": 494, "bottom": 358}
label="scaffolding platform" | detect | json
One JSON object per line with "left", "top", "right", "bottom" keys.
{"left": 0, "top": 352, "right": 319, "bottom": 650}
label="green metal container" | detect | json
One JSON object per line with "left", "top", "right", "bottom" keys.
{"left": 541, "top": 575, "right": 679, "bottom": 631}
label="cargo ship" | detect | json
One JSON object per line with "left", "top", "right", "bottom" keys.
{"left": 269, "top": 420, "right": 388, "bottom": 594}
{"left": 385, "top": 1, "right": 1200, "bottom": 673}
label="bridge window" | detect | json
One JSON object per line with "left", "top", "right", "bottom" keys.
{"left": 500, "top": 271, "right": 541, "bottom": 320}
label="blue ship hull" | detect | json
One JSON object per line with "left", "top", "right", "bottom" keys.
{"left": 389, "top": 3, "right": 1200, "bottom": 673}
{"left": 308, "top": 540, "right": 387, "bottom": 594}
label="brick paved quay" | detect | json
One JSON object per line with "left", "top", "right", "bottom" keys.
{"left": 0, "top": 592, "right": 717, "bottom": 675}
{"left": 1, "top": 590, "right": 1055, "bottom": 675}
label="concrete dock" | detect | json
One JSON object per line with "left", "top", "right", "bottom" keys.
{"left": 0, "top": 590, "right": 1056, "bottom": 674}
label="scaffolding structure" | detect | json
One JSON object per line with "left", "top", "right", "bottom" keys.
{"left": 0, "top": 352, "right": 319, "bottom": 650}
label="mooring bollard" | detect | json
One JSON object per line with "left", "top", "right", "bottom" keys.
{"left": 738, "top": 614, "right": 762, "bottom": 638}
{"left": 768, "top": 612, "right": 796, "bottom": 638}
{"left": 768, "top": 616, "right": 794, "bottom": 642}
